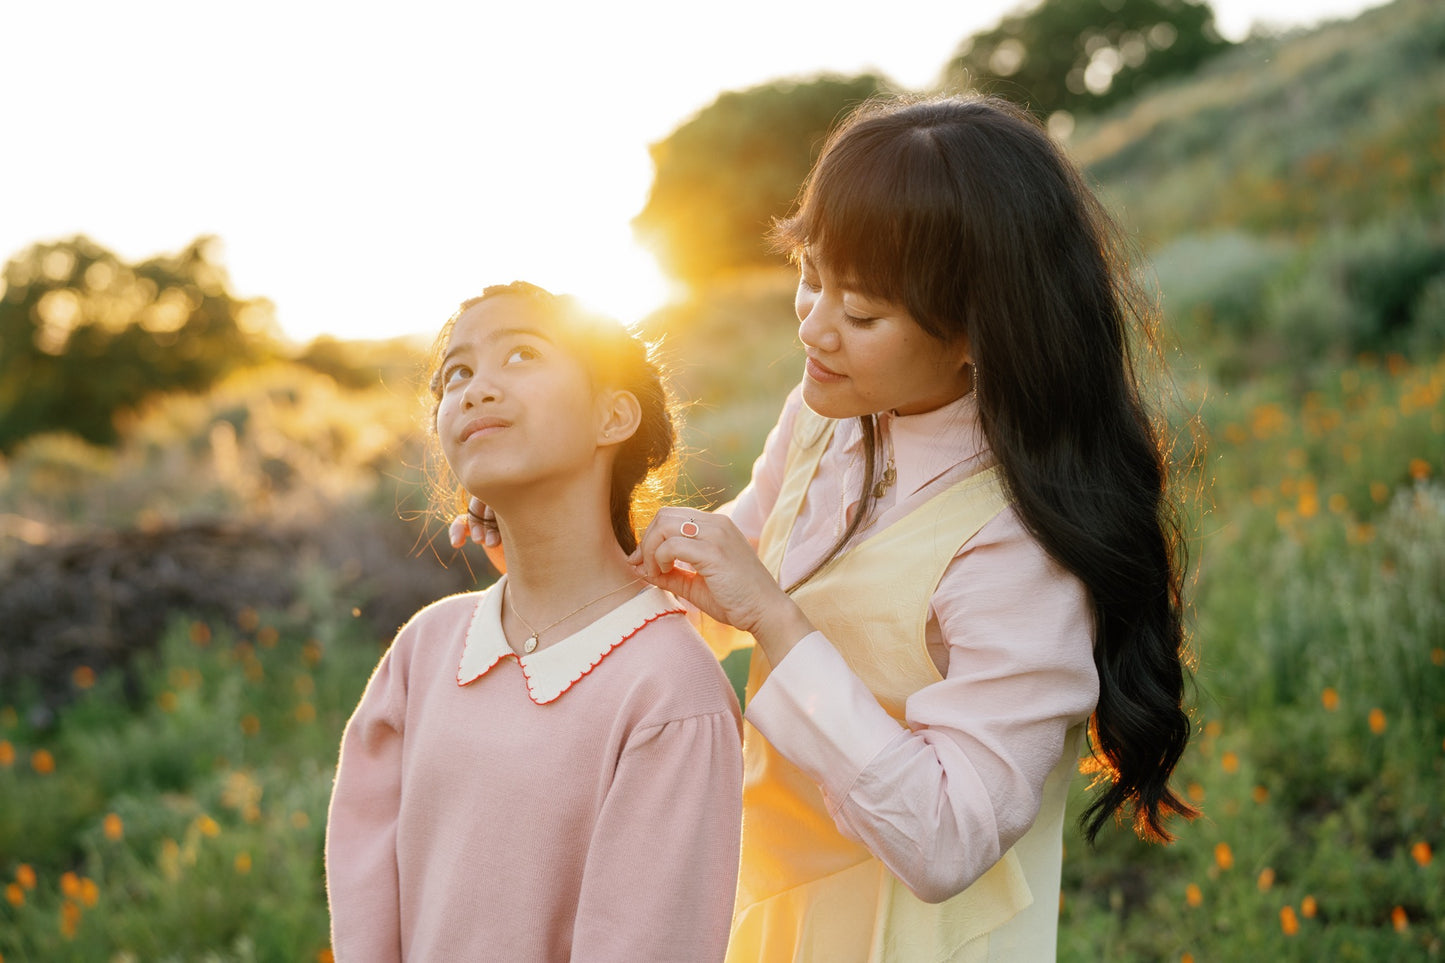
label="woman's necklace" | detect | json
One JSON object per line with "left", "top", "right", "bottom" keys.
{"left": 504, "top": 577, "right": 643, "bottom": 654}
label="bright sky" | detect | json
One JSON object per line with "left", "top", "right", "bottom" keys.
{"left": 2, "top": 0, "right": 1379, "bottom": 345}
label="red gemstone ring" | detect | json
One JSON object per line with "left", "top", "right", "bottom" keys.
{"left": 680, "top": 519, "right": 701, "bottom": 538}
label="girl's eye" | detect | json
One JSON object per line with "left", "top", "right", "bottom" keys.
{"left": 504, "top": 345, "right": 538, "bottom": 364}
{"left": 843, "top": 308, "right": 879, "bottom": 326}
{"left": 442, "top": 364, "right": 471, "bottom": 388}
{"left": 798, "top": 273, "right": 820, "bottom": 294}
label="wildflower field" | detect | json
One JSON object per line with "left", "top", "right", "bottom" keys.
{"left": 3, "top": 1, "right": 1443, "bottom": 958}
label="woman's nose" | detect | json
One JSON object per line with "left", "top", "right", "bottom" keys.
{"left": 798, "top": 298, "right": 841, "bottom": 352}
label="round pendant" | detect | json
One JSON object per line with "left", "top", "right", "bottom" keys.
{"left": 523, "top": 635, "right": 538, "bottom": 654}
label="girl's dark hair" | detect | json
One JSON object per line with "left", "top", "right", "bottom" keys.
{"left": 772, "top": 95, "right": 1196, "bottom": 844}
{"left": 425, "top": 281, "right": 678, "bottom": 554}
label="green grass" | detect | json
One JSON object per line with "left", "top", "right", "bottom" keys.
{"left": 1, "top": 565, "right": 385, "bottom": 962}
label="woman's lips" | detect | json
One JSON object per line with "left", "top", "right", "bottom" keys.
{"left": 459, "top": 416, "right": 511, "bottom": 442}
{"left": 805, "top": 356, "right": 846, "bottom": 383}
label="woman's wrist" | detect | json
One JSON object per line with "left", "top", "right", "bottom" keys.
{"left": 749, "top": 594, "right": 816, "bottom": 665}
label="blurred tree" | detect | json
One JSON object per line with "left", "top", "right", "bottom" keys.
{"left": 633, "top": 73, "right": 889, "bottom": 287}
{"left": 0, "top": 236, "right": 279, "bottom": 453}
{"left": 941, "top": 0, "right": 1230, "bottom": 120}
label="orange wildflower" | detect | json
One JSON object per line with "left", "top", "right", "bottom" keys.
{"left": 156, "top": 691, "right": 177, "bottom": 713}
{"left": 103, "top": 813, "right": 124, "bottom": 841}
{"left": 1182, "top": 955, "right": 1195, "bottom": 963}
{"left": 196, "top": 815, "right": 221, "bottom": 838}
{"left": 59, "top": 871, "right": 81, "bottom": 899}
{"left": 1369, "top": 708, "right": 1387, "bottom": 735}
{"left": 318, "top": 950, "right": 336, "bottom": 963}
{"left": 1221, "top": 751, "right": 1239, "bottom": 774}
{"left": 1321, "top": 687, "right": 1340, "bottom": 711}
{"left": 240, "top": 714, "right": 261, "bottom": 736}
{"left": 235, "top": 852, "right": 253, "bottom": 875}
{"left": 189, "top": 621, "right": 212, "bottom": 647}
{"left": 1411, "top": 841, "right": 1432, "bottom": 866}
{"left": 1280, "top": 905, "right": 1300, "bottom": 936}
{"left": 1187, "top": 782, "right": 1205, "bottom": 803}
{"left": 1301, "top": 895, "right": 1318, "bottom": 918}
{"left": 237, "top": 607, "right": 260, "bottom": 632}
{"left": 257, "top": 626, "right": 279, "bottom": 648}
{"left": 1432, "top": 648, "right": 1445, "bottom": 667}
{"left": 59, "top": 899, "right": 81, "bottom": 939}
{"left": 0, "top": 740, "right": 13, "bottom": 767}
{"left": 1257, "top": 867, "right": 1276, "bottom": 891}
{"left": 79, "top": 878, "right": 98, "bottom": 908}
{"left": 30, "top": 748, "right": 55, "bottom": 775}
{"left": 1252, "top": 785, "right": 1270, "bottom": 804}
{"left": 1409, "top": 458, "right": 1431, "bottom": 481}
{"left": 1214, "top": 842, "right": 1234, "bottom": 871}
{"left": 71, "top": 665, "right": 95, "bottom": 690}
{"left": 1392, "top": 906, "right": 1408, "bottom": 932}
{"left": 15, "top": 864, "right": 36, "bottom": 889}
{"left": 1185, "top": 883, "right": 1203, "bottom": 908}
{"left": 295, "top": 702, "right": 317, "bottom": 724}
{"left": 4, "top": 883, "right": 22, "bottom": 907}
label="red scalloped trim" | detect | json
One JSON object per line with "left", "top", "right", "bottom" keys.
{"left": 456, "top": 648, "right": 512, "bottom": 687}
{"left": 524, "top": 607, "right": 685, "bottom": 706}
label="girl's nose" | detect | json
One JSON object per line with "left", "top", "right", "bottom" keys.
{"left": 461, "top": 379, "right": 498, "bottom": 409}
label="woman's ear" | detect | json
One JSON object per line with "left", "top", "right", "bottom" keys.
{"left": 596, "top": 389, "right": 642, "bottom": 446}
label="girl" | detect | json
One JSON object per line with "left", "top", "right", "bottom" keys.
{"left": 325, "top": 282, "right": 742, "bottom": 961}
{"left": 627, "top": 94, "right": 1198, "bottom": 961}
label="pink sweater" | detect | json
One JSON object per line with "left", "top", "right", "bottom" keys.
{"left": 325, "top": 582, "right": 743, "bottom": 962}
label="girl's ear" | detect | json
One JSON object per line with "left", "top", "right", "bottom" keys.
{"left": 596, "top": 388, "right": 642, "bottom": 446}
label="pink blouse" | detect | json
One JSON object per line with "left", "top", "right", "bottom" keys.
{"left": 726, "top": 386, "right": 1100, "bottom": 897}
{"left": 325, "top": 582, "right": 743, "bottom": 961}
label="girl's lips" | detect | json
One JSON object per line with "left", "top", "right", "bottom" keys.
{"left": 805, "top": 356, "right": 846, "bottom": 383}
{"left": 459, "top": 416, "right": 511, "bottom": 442}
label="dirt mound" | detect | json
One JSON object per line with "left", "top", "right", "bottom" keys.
{"left": 0, "top": 516, "right": 488, "bottom": 722}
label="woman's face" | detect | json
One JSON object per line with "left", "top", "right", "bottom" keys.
{"left": 794, "top": 250, "right": 973, "bottom": 419}
{"left": 435, "top": 296, "right": 613, "bottom": 500}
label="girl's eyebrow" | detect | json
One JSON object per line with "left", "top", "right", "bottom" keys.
{"left": 441, "top": 325, "right": 554, "bottom": 366}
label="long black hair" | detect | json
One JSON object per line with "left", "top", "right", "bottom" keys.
{"left": 773, "top": 95, "right": 1196, "bottom": 843}
{"left": 426, "top": 281, "right": 678, "bottom": 554}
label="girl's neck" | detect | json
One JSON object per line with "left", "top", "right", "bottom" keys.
{"left": 492, "top": 490, "right": 639, "bottom": 622}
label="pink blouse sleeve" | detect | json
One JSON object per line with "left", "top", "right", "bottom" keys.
{"left": 744, "top": 508, "right": 1099, "bottom": 903}
{"left": 570, "top": 710, "right": 744, "bottom": 962}
{"left": 717, "top": 386, "right": 805, "bottom": 541}
{"left": 325, "top": 639, "right": 409, "bottom": 961}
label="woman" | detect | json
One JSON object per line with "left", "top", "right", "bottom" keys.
{"left": 628, "top": 95, "right": 1196, "bottom": 961}
{"left": 326, "top": 282, "right": 742, "bottom": 961}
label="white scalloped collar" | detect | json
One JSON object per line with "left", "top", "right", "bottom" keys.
{"left": 455, "top": 576, "right": 686, "bottom": 705}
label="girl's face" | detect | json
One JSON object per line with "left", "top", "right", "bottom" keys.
{"left": 794, "top": 250, "right": 974, "bottom": 419}
{"left": 435, "top": 296, "right": 623, "bottom": 500}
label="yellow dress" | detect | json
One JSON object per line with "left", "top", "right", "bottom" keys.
{"left": 725, "top": 406, "right": 1083, "bottom": 963}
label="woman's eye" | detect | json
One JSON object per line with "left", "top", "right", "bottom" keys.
{"left": 504, "top": 346, "right": 538, "bottom": 364}
{"left": 443, "top": 364, "right": 471, "bottom": 388}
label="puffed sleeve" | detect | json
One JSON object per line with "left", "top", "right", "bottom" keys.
{"left": 717, "top": 385, "right": 805, "bottom": 541}
{"left": 325, "top": 636, "right": 409, "bottom": 961}
{"left": 570, "top": 709, "right": 744, "bottom": 962}
{"left": 744, "top": 509, "right": 1099, "bottom": 904}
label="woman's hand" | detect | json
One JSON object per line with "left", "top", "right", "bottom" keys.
{"left": 449, "top": 497, "right": 506, "bottom": 574}
{"left": 629, "top": 508, "right": 815, "bottom": 660}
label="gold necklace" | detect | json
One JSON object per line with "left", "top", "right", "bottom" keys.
{"left": 504, "top": 577, "right": 643, "bottom": 654}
